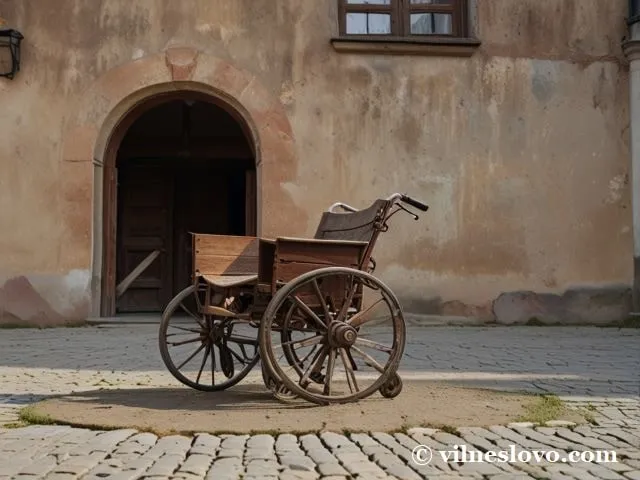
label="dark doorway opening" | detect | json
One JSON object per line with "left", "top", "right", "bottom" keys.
{"left": 114, "top": 98, "right": 256, "bottom": 313}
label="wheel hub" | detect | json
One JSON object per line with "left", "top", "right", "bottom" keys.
{"left": 328, "top": 322, "right": 358, "bottom": 347}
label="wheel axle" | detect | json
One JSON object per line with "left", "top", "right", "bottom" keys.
{"left": 328, "top": 322, "right": 358, "bottom": 348}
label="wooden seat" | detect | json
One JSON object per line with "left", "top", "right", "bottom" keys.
{"left": 201, "top": 274, "right": 258, "bottom": 288}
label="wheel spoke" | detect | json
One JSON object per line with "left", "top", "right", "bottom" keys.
{"left": 177, "top": 342, "right": 206, "bottom": 370}
{"left": 300, "top": 345, "right": 328, "bottom": 386}
{"left": 167, "top": 325, "right": 203, "bottom": 334}
{"left": 167, "top": 337, "right": 203, "bottom": 347}
{"left": 226, "top": 335, "right": 259, "bottom": 346}
{"left": 351, "top": 345, "right": 386, "bottom": 374}
{"left": 335, "top": 275, "right": 357, "bottom": 323}
{"left": 179, "top": 302, "right": 206, "bottom": 329}
{"left": 312, "top": 279, "right": 332, "bottom": 324}
{"left": 238, "top": 343, "right": 256, "bottom": 363}
{"left": 292, "top": 295, "right": 327, "bottom": 329}
{"left": 210, "top": 342, "right": 216, "bottom": 386}
{"left": 324, "top": 349, "right": 336, "bottom": 395}
{"left": 355, "top": 337, "right": 392, "bottom": 353}
{"left": 196, "top": 343, "right": 211, "bottom": 384}
{"left": 340, "top": 348, "right": 359, "bottom": 393}
{"left": 227, "top": 344, "right": 253, "bottom": 365}
{"left": 347, "top": 298, "right": 384, "bottom": 328}
{"left": 279, "top": 335, "right": 324, "bottom": 349}
{"left": 300, "top": 344, "right": 320, "bottom": 364}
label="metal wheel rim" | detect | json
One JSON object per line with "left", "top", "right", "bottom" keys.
{"left": 259, "top": 267, "right": 406, "bottom": 405}
{"left": 159, "top": 284, "right": 260, "bottom": 392}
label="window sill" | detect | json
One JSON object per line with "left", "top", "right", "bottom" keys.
{"left": 330, "top": 36, "right": 481, "bottom": 57}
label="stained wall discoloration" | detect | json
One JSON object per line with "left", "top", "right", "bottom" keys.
{"left": 0, "top": 0, "right": 632, "bottom": 325}
{"left": 0, "top": 272, "right": 90, "bottom": 327}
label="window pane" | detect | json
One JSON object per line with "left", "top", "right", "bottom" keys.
{"left": 347, "top": 0, "right": 391, "bottom": 4}
{"left": 410, "top": 13, "right": 452, "bottom": 34}
{"left": 346, "top": 13, "right": 391, "bottom": 34}
{"left": 410, "top": 0, "right": 451, "bottom": 4}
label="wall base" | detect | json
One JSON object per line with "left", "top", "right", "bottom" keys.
{"left": 0, "top": 274, "right": 632, "bottom": 328}
{"left": 400, "top": 284, "right": 632, "bottom": 326}
{"left": 0, "top": 271, "right": 91, "bottom": 328}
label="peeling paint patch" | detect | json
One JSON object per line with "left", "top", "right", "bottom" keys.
{"left": 0, "top": 271, "right": 90, "bottom": 327}
{"left": 605, "top": 173, "right": 627, "bottom": 204}
{"left": 132, "top": 48, "right": 145, "bottom": 60}
{"left": 531, "top": 60, "right": 558, "bottom": 103}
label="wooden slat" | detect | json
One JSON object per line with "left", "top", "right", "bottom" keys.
{"left": 275, "top": 238, "right": 365, "bottom": 267}
{"left": 313, "top": 199, "right": 389, "bottom": 243}
{"left": 194, "top": 234, "right": 260, "bottom": 256}
{"left": 195, "top": 254, "right": 259, "bottom": 276}
{"left": 274, "top": 262, "right": 338, "bottom": 284}
{"left": 278, "top": 236, "right": 368, "bottom": 247}
{"left": 116, "top": 250, "right": 160, "bottom": 298}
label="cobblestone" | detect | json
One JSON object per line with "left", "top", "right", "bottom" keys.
{"left": 0, "top": 324, "right": 637, "bottom": 478}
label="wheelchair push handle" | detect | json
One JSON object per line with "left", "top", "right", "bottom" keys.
{"left": 400, "top": 194, "right": 429, "bottom": 212}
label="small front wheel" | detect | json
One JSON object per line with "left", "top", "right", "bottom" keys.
{"left": 258, "top": 267, "right": 406, "bottom": 405}
{"left": 379, "top": 373, "right": 403, "bottom": 398}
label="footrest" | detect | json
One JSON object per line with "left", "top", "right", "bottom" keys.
{"left": 202, "top": 306, "right": 237, "bottom": 318}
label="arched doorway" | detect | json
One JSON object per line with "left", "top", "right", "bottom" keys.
{"left": 102, "top": 91, "right": 257, "bottom": 316}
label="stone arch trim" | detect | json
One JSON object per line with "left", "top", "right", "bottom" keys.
{"left": 58, "top": 47, "right": 304, "bottom": 316}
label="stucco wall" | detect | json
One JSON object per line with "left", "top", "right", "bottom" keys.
{"left": 0, "top": 0, "right": 632, "bottom": 326}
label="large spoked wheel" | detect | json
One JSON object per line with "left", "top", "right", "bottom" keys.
{"left": 159, "top": 283, "right": 260, "bottom": 392}
{"left": 258, "top": 267, "right": 406, "bottom": 405}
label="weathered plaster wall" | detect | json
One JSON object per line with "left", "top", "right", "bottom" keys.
{"left": 0, "top": 0, "right": 631, "bottom": 326}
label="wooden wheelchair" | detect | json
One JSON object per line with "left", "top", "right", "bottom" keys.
{"left": 158, "top": 193, "right": 428, "bottom": 405}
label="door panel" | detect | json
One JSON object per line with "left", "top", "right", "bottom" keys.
{"left": 116, "top": 167, "right": 173, "bottom": 312}
{"left": 172, "top": 169, "right": 230, "bottom": 297}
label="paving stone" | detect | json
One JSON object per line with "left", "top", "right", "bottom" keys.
{"left": 597, "top": 428, "right": 640, "bottom": 448}
{"left": 15, "top": 454, "right": 57, "bottom": 476}
{"left": 554, "top": 427, "right": 618, "bottom": 450}
{"left": 176, "top": 453, "right": 213, "bottom": 476}
{"left": 455, "top": 461, "right": 504, "bottom": 476}
{"left": 316, "top": 462, "right": 349, "bottom": 476}
{"left": 582, "top": 463, "right": 628, "bottom": 479}
{"left": 246, "top": 459, "right": 281, "bottom": 476}
{"left": 488, "top": 425, "right": 555, "bottom": 450}
{"left": 342, "top": 459, "right": 387, "bottom": 477}
{"left": 278, "top": 470, "right": 320, "bottom": 480}
{"left": 51, "top": 452, "right": 107, "bottom": 476}
{"left": 276, "top": 434, "right": 301, "bottom": 453}
{"left": 278, "top": 454, "right": 316, "bottom": 471}
{"left": 381, "top": 463, "right": 422, "bottom": 480}
{"left": 546, "top": 464, "right": 603, "bottom": 480}
{"left": 206, "top": 456, "right": 243, "bottom": 479}
{"left": 320, "top": 432, "right": 358, "bottom": 451}
{"left": 490, "top": 475, "right": 534, "bottom": 480}
{"left": 545, "top": 420, "right": 578, "bottom": 427}
{"left": 433, "top": 430, "right": 467, "bottom": 447}
{"left": 145, "top": 454, "right": 185, "bottom": 476}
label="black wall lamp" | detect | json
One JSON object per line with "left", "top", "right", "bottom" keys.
{"left": 0, "top": 19, "right": 23, "bottom": 80}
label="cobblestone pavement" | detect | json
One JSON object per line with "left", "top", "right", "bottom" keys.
{"left": 0, "top": 324, "right": 638, "bottom": 479}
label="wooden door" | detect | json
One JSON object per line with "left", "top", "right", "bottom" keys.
{"left": 172, "top": 169, "right": 230, "bottom": 298}
{"left": 116, "top": 166, "right": 174, "bottom": 312}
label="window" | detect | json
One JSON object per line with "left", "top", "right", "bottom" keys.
{"left": 333, "top": 0, "right": 480, "bottom": 56}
